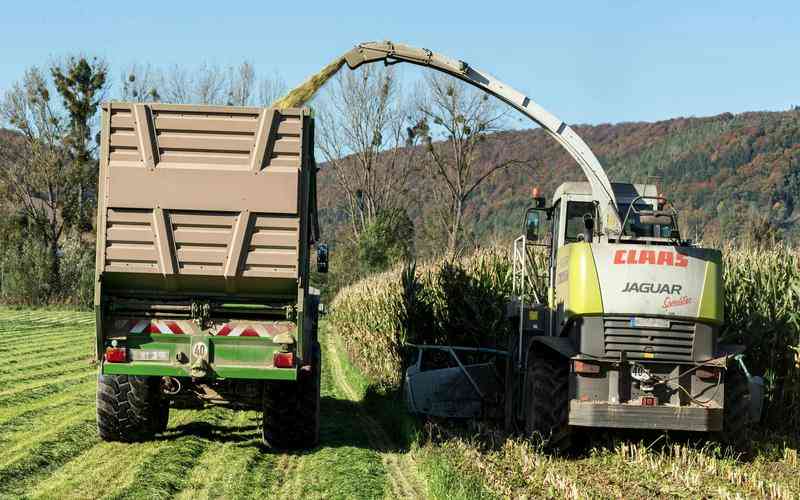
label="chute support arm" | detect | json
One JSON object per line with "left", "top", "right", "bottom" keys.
{"left": 343, "top": 41, "right": 622, "bottom": 235}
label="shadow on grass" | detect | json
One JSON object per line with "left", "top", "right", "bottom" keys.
{"left": 151, "top": 388, "right": 419, "bottom": 455}
{"left": 152, "top": 388, "right": 796, "bottom": 464}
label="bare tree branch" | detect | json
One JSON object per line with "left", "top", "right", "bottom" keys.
{"left": 415, "top": 73, "right": 531, "bottom": 254}
{"left": 316, "top": 65, "right": 420, "bottom": 239}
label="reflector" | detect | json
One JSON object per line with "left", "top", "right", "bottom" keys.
{"left": 273, "top": 352, "right": 294, "bottom": 368}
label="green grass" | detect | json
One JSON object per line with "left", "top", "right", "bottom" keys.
{"left": 0, "top": 308, "right": 407, "bottom": 499}
{"left": 2, "top": 307, "right": 796, "bottom": 499}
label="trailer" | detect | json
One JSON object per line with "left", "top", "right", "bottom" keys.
{"left": 93, "top": 103, "right": 326, "bottom": 448}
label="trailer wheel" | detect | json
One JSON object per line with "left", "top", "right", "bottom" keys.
{"left": 718, "top": 365, "right": 750, "bottom": 449}
{"left": 96, "top": 373, "right": 165, "bottom": 442}
{"left": 524, "top": 349, "right": 571, "bottom": 452}
{"left": 262, "top": 343, "right": 321, "bottom": 449}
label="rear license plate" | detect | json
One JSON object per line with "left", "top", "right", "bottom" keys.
{"left": 631, "top": 317, "right": 670, "bottom": 329}
{"left": 130, "top": 350, "right": 170, "bottom": 362}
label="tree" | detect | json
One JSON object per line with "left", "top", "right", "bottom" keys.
{"left": 317, "top": 65, "right": 421, "bottom": 239}
{"left": 415, "top": 74, "right": 531, "bottom": 254}
{"left": 121, "top": 64, "right": 161, "bottom": 102}
{"left": 259, "top": 70, "right": 287, "bottom": 106}
{"left": 357, "top": 208, "right": 415, "bottom": 274}
{"left": 0, "top": 58, "right": 107, "bottom": 294}
{"left": 121, "top": 62, "right": 286, "bottom": 107}
{"left": 226, "top": 62, "right": 255, "bottom": 106}
{"left": 51, "top": 56, "right": 108, "bottom": 230}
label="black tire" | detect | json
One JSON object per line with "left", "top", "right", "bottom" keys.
{"left": 524, "top": 348, "right": 571, "bottom": 452}
{"left": 718, "top": 365, "right": 750, "bottom": 449}
{"left": 262, "top": 343, "right": 321, "bottom": 449}
{"left": 96, "top": 373, "right": 165, "bottom": 442}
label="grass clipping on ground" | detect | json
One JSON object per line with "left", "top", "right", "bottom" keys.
{"left": 270, "top": 56, "right": 346, "bottom": 109}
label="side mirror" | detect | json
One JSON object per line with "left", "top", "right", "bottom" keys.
{"left": 524, "top": 209, "right": 549, "bottom": 244}
{"left": 316, "top": 244, "right": 329, "bottom": 273}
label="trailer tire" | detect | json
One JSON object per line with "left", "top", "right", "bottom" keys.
{"left": 524, "top": 349, "right": 571, "bottom": 452}
{"left": 718, "top": 365, "right": 750, "bottom": 449}
{"left": 96, "top": 373, "right": 165, "bottom": 442}
{"left": 262, "top": 343, "right": 321, "bottom": 449}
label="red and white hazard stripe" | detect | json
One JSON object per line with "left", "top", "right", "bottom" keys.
{"left": 215, "top": 323, "right": 265, "bottom": 337}
{"left": 114, "top": 319, "right": 290, "bottom": 337}
{"left": 214, "top": 322, "right": 293, "bottom": 337}
{"left": 127, "top": 319, "right": 187, "bottom": 335}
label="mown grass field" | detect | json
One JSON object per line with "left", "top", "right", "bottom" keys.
{"left": 1, "top": 308, "right": 798, "bottom": 499}
{"left": 0, "top": 309, "right": 425, "bottom": 499}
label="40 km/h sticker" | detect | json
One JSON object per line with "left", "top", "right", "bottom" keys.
{"left": 192, "top": 342, "right": 208, "bottom": 360}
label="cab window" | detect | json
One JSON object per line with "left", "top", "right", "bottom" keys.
{"left": 618, "top": 202, "right": 676, "bottom": 238}
{"left": 564, "top": 201, "right": 596, "bottom": 243}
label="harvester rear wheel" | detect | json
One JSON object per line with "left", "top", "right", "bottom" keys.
{"left": 96, "top": 373, "right": 165, "bottom": 442}
{"left": 524, "top": 349, "right": 571, "bottom": 452}
{"left": 262, "top": 343, "right": 321, "bottom": 449}
{"left": 718, "top": 365, "right": 750, "bottom": 449}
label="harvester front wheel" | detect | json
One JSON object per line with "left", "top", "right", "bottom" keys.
{"left": 718, "top": 365, "right": 750, "bottom": 449}
{"left": 96, "top": 373, "right": 166, "bottom": 442}
{"left": 524, "top": 349, "right": 571, "bottom": 452}
{"left": 262, "top": 343, "right": 321, "bottom": 449}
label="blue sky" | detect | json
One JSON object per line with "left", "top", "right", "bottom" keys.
{"left": 1, "top": 0, "right": 798, "bottom": 125}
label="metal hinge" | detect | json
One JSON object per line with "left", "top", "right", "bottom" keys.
{"left": 284, "top": 305, "right": 297, "bottom": 322}
{"left": 191, "top": 301, "right": 211, "bottom": 329}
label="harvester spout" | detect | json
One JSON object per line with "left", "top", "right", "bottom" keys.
{"left": 344, "top": 41, "right": 623, "bottom": 235}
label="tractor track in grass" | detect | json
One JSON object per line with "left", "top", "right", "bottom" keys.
{"left": 0, "top": 308, "right": 421, "bottom": 499}
{"left": 325, "top": 330, "right": 427, "bottom": 499}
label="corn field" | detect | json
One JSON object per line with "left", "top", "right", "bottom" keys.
{"left": 330, "top": 245, "right": 800, "bottom": 429}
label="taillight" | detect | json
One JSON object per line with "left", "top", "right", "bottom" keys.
{"left": 105, "top": 347, "right": 127, "bottom": 363}
{"left": 273, "top": 351, "right": 294, "bottom": 368}
{"left": 573, "top": 360, "right": 600, "bottom": 374}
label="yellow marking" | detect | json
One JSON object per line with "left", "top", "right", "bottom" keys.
{"left": 644, "top": 353, "right": 655, "bottom": 359}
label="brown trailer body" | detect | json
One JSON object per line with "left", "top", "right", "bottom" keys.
{"left": 95, "top": 103, "right": 316, "bottom": 301}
